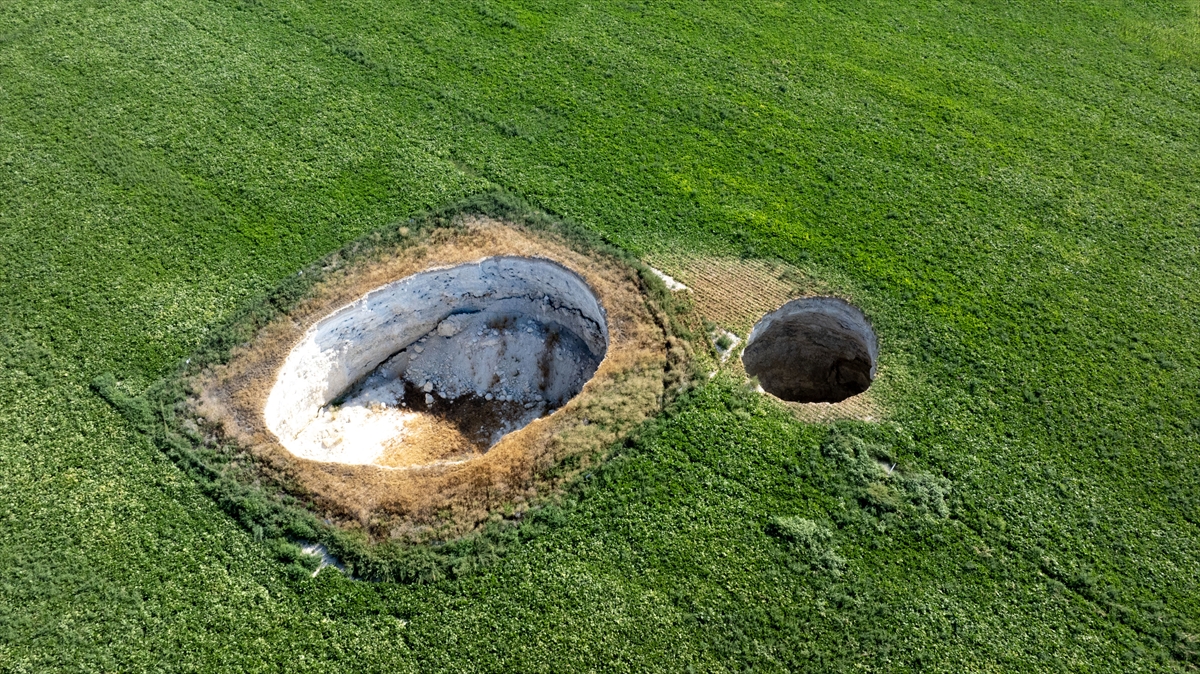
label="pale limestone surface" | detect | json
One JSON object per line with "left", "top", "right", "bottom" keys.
{"left": 264, "top": 257, "right": 608, "bottom": 466}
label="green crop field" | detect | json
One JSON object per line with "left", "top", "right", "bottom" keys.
{"left": 2, "top": 0, "right": 1199, "bottom": 669}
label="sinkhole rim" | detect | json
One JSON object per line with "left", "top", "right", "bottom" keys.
{"left": 263, "top": 255, "right": 611, "bottom": 470}
{"left": 187, "top": 217, "right": 675, "bottom": 536}
{"left": 742, "top": 296, "right": 878, "bottom": 404}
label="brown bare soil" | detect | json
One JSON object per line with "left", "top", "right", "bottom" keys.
{"left": 783, "top": 390, "right": 883, "bottom": 424}
{"left": 648, "top": 253, "right": 886, "bottom": 423}
{"left": 191, "top": 217, "right": 673, "bottom": 539}
{"left": 645, "top": 254, "right": 821, "bottom": 333}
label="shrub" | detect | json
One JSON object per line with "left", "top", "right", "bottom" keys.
{"left": 821, "top": 432, "right": 887, "bottom": 486}
{"left": 896, "top": 472, "right": 952, "bottom": 518}
{"left": 768, "top": 516, "right": 846, "bottom": 574}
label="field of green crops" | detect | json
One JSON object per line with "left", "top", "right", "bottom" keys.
{"left": 2, "top": 0, "right": 1199, "bottom": 669}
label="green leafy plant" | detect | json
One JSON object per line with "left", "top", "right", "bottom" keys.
{"left": 3, "top": 0, "right": 1199, "bottom": 667}
{"left": 768, "top": 516, "right": 847, "bottom": 574}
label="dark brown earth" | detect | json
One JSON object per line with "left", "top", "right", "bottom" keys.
{"left": 394, "top": 379, "right": 557, "bottom": 453}
{"left": 741, "top": 297, "right": 877, "bottom": 404}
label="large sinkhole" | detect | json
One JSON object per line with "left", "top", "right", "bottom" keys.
{"left": 264, "top": 256, "right": 608, "bottom": 468}
{"left": 742, "top": 297, "right": 877, "bottom": 404}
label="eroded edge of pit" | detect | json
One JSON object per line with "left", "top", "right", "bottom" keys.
{"left": 741, "top": 296, "right": 878, "bottom": 404}
{"left": 185, "top": 216, "right": 679, "bottom": 543}
{"left": 264, "top": 256, "right": 610, "bottom": 468}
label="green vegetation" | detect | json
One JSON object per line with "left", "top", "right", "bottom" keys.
{"left": 90, "top": 194, "right": 691, "bottom": 585}
{"left": 714, "top": 333, "right": 735, "bottom": 351}
{"left": 1, "top": 0, "right": 1198, "bottom": 670}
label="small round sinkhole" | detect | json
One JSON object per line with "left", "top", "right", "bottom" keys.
{"left": 741, "top": 297, "right": 877, "bottom": 404}
{"left": 264, "top": 256, "right": 608, "bottom": 468}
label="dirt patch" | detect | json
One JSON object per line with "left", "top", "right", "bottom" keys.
{"left": 192, "top": 217, "right": 671, "bottom": 539}
{"left": 782, "top": 391, "right": 882, "bottom": 424}
{"left": 648, "top": 253, "right": 883, "bottom": 422}
{"left": 742, "top": 297, "right": 877, "bottom": 403}
{"left": 644, "top": 254, "right": 817, "bottom": 333}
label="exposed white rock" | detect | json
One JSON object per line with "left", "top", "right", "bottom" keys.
{"left": 264, "top": 257, "right": 609, "bottom": 466}
{"left": 647, "top": 266, "right": 689, "bottom": 292}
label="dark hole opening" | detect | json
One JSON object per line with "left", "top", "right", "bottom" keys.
{"left": 742, "top": 297, "right": 878, "bottom": 404}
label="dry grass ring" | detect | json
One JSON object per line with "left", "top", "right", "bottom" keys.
{"left": 191, "top": 218, "right": 671, "bottom": 538}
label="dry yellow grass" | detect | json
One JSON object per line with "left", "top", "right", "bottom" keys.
{"left": 646, "top": 254, "right": 819, "bottom": 333}
{"left": 191, "top": 217, "right": 674, "bottom": 539}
